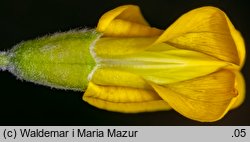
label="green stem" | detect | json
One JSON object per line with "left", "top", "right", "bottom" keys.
{"left": 0, "top": 52, "right": 9, "bottom": 70}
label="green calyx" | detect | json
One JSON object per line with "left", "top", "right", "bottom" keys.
{"left": 0, "top": 52, "right": 9, "bottom": 70}
{"left": 6, "top": 29, "right": 100, "bottom": 91}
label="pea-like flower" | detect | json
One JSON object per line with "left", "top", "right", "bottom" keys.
{"left": 0, "top": 5, "right": 245, "bottom": 122}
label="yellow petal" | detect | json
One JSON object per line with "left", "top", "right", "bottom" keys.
{"left": 96, "top": 44, "right": 230, "bottom": 85}
{"left": 230, "top": 71, "right": 245, "bottom": 109}
{"left": 94, "top": 37, "right": 157, "bottom": 58}
{"left": 90, "top": 67, "right": 151, "bottom": 89}
{"left": 83, "top": 82, "right": 171, "bottom": 113}
{"left": 228, "top": 29, "right": 246, "bottom": 68}
{"left": 150, "top": 70, "right": 238, "bottom": 122}
{"left": 97, "top": 5, "right": 162, "bottom": 37}
{"left": 224, "top": 13, "right": 245, "bottom": 67}
{"left": 155, "top": 6, "right": 243, "bottom": 65}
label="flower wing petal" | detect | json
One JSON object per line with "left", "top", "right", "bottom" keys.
{"left": 155, "top": 6, "right": 244, "bottom": 65}
{"left": 97, "top": 5, "right": 162, "bottom": 37}
{"left": 83, "top": 82, "right": 171, "bottom": 113}
{"left": 230, "top": 71, "right": 245, "bottom": 109}
{"left": 150, "top": 69, "right": 238, "bottom": 122}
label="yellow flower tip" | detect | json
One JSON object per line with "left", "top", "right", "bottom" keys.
{"left": 96, "top": 5, "right": 163, "bottom": 37}
{"left": 85, "top": 5, "right": 246, "bottom": 122}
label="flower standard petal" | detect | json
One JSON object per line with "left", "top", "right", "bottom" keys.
{"left": 154, "top": 6, "right": 244, "bottom": 66}
{"left": 224, "top": 13, "right": 246, "bottom": 67}
{"left": 228, "top": 29, "right": 246, "bottom": 68}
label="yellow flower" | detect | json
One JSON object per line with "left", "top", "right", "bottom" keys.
{"left": 83, "top": 5, "right": 245, "bottom": 122}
